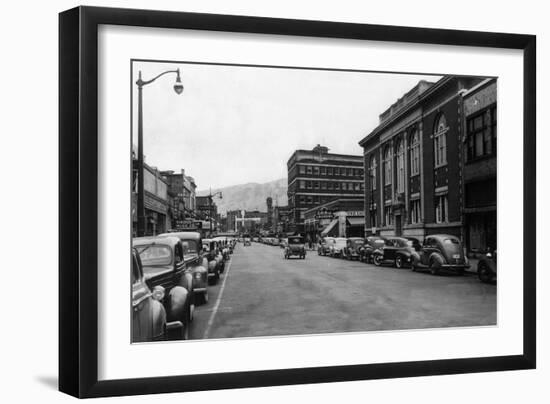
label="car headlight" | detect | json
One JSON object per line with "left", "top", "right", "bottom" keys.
{"left": 152, "top": 285, "right": 165, "bottom": 301}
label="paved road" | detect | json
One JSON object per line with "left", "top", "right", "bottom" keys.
{"left": 190, "top": 242, "right": 496, "bottom": 340}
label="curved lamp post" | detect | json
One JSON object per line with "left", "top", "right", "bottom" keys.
{"left": 136, "top": 68, "right": 183, "bottom": 237}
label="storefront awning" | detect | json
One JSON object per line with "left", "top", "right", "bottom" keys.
{"left": 346, "top": 217, "right": 365, "bottom": 226}
{"left": 321, "top": 219, "right": 338, "bottom": 236}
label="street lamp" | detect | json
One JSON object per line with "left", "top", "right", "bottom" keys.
{"left": 207, "top": 190, "right": 223, "bottom": 237}
{"left": 136, "top": 68, "right": 183, "bottom": 236}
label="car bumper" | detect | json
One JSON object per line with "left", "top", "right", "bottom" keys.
{"left": 193, "top": 287, "right": 207, "bottom": 293}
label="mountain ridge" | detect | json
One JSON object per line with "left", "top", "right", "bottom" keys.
{"left": 197, "top": 178, "right": 288, "bottom": 215}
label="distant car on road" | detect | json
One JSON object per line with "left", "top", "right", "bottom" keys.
{"left": 342, "top": 237, "right": 365, "bottom": 260}
{"left": 284, "top": 235, "right": 306, "bottom": 259}
{"left": 133, "top": 236, "right": 194, "bottom": 340}
{"left": 318, "top": 237, "right": 336, "bottom": 256}
{"left": 329, "top": 238, "right": 348, "bottom": 258}
{"left": 243, "top": 237, "right": 251, "bottom": 246}
{"left": 411, "top": 234, "right": 469, "bottom": 275}
{"left": 478, "top": 250, "right": 497, "bottom": 283}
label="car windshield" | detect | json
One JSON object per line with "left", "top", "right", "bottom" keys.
{"left": 351, "top": 239, "right": 364, "bottom": 246}
{"left": 135, "top": 245, "right": 172, "bottom": 267}
{"left": 181, "top": 240, "right": 199, "bottom": 255}
{"left": 288, "top": 238, "right": 303, "bottom": 245}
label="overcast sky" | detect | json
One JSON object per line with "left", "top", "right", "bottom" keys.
{"left": 132, "top": 61, "right": 441, "bottom": 190}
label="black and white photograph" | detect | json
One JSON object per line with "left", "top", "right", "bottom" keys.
{"left": 131, "top": 60, "right": 497, "bottom": 343}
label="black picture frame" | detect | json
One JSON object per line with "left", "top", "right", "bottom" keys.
{"left": 59, "top": 6, "right": 536, "bottom": 398}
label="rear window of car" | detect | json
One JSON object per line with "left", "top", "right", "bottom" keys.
{"left": 444, "top": 238, "right": 459, "bottom": 245}
{"left": 135, "top": 245, "right": 172, "bottom": 267}
{"left": 181, "top": 240, "right": 199, "bottom": 254}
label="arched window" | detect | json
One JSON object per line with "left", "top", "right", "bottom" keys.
{"left": 434, "top": 114, "right": 448, "bottom": 167}
{"left": 409, "top": 130, "right": 420, "bottom": 176}
{"left": 383, "top": 145, "right": 392, "bottom": 186}
{"left": 395, "top": 139, "right": 405, "bottom": 193}
{"left": 369, "top": 155, "right": 377, "bottom": 191}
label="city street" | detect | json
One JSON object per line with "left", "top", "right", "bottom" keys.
{"left": 191, "top": 241, "right": 496, "bottom": 340}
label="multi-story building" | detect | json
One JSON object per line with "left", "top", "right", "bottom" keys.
{"left": 133, "top": 161, "right": 169, "bottom": 236}
{"left": 462, "top": 78, "right": 497, "bottom": 255}
{"left": 273, "top": 205, "right": 291, "bottom": 235}
{"left": 358, "top": 76, "right": 487, "bottom": 244}
{"left": 287, "top": 145, "right": 364, "bottom": 235}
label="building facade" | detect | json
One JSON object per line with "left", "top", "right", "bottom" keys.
{"left": 287, "top": 145, "right": 364, "bottom": 235}
{"left": 359, "top": 76, "right": 487, "bottom": 245}
{"left": 462, "top": 78, "right": 497, "bottom": 255}
{"left": 132, "top": 161, "right": 170, "bottom": 236}
{"left": 303, "top": 198, "right": 365, "bottom": 241}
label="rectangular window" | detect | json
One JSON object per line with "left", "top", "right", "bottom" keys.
{"left": 321, "top": 181, "right": 327, "bottom": 190}
{"left": 347, "top": 168, "right": 353, "bottom": 176}
{"left": 334, "top": 182, "right": 340, "bottom": 190}
{"left": 320, "top": 166, "right": 326, "bottom": 175}
{"left": 435, "top": 195, "right": 449, "bottom": 223}
{"left": 410, "top": 199, "right": 421, "bottom": 224}
{"left": 306, "top": 196, "right": 313, "bottom": 205}
{"left": 384, "top": 206, "right": 393, "bottom": 226}
{"left": 313, "top": 166, "right": 320, "bottom": 176}
{"left": 327, "top": 167, "right": 333, "bottom": 175}
{"left": 299, "top": 180, "right": 305, "bottom": 189}
{"left": 327, "top": 182, "right": 333, "bottom": 190}
{"left": 306, "top": 166, "right": 312, "bottom": 175}
{"left": 314, "top": 181, "right": 319, "bottom": 190}
{"left": 299, "top": 165, "right": 305, "bottom": 174}
{"left": 342, "top": 182, "right": 347, "bottom": 191}
{"left": 306, "top": 181, "right": 312, "bottom": 189}
{"left": 369, "top": 208, "right": 377, "bottom": 228}
{"left": 466, "top": 106, "right": 496, "bottom": 161}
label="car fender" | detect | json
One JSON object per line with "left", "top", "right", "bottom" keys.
{"left": 208, "top": 260, "right": 217, "bottom": 272}
{"left": 428, "top": 252, "right": 445, "bottom": 267}
{"left": 373, "top": 248, "right": 384, "bottom": 256}
{"left": 165, "top": 286, "right": 189, "bottom": 323}
{"left": 151, "top": 299, "right": 167, "bottom": 339}
{"left": 410, "top": 251, "right": 421, "bottom": 265}
{"left": 478, "top": 257, "right": 497, "bottom": 273}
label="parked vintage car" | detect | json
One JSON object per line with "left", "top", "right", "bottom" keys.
{"left": 372, "top": 237, "right": 421, "bottom": 268}
{"left": 358, "top": 236, "right": 387, "bottom": 263}
{"left": 202, "top": 238, "right": 222, "bottom": 284}
{"left": 133, "top": 236, "right": 194, "bottom": 340}
{"left": 318, "top": 237, "right": 336, "bottom": 256}
{"left": 243, "top": 237, "right": 251, "bottom": 246}
{"left": 213, "top": 236, "right": 231, "bottom": 261}
{"left": 132, "top": 247, "right": 184, "bottom": 342}
{"left": 284, "top": 235, "right": 306, "bottom": 259}
{"left": 329, "top": 237, "right": 348, "bottom": 258}
{"left": 478, "top": 250, "right": 497, "bottom": 283}
{"left": 158, "top": 232, "right": 209, "bottom": 304}
{"left": 410, "top": 234, "right": 469, "bottom": 275}
{"left": 342, "top": 237, "right": 365, "bottom": 260}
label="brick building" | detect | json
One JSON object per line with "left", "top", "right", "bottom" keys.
{"left": 358, "top": 76, "right": 487, "bottom": 244}
{"left": 287, "top": 145, "right": 364, "bottom": 235}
